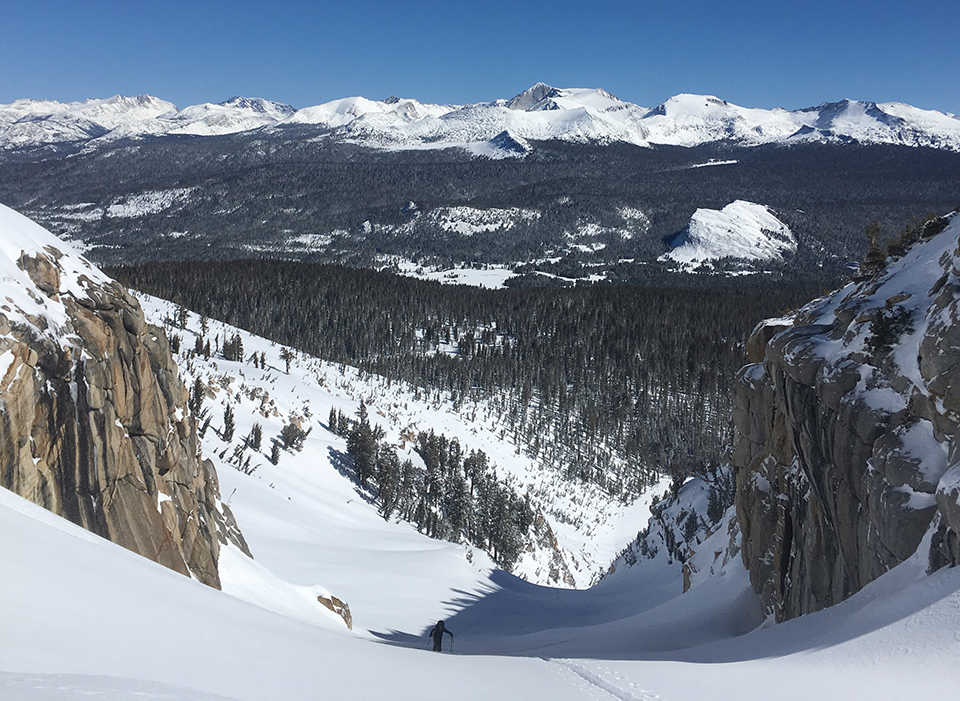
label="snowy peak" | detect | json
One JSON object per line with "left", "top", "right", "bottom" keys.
{"left": 507, "top": 83, "right": 626, "bottom": 113}
{"left": 507, "top": 82, "right": 562, "bottom": 111}
{"left": 219, "top": 96, "right": 296, "bottom": 118}
{"left": 641, "top": 94, "right": 803, "bottom": 145}
{"left": 2, "top": 87, "right": 960, "bottom": 154}
{"left": 646, "top": 93, "right": 730, "bottom": 118}
{"left": 784, "top": 98, "right": 960, "bottom": 148}
{"left": 167, "top": 96, "right": 295, "bottom": 135}
{"left": 0, "top": 94, "right": 178, "bottom": 149}
{"left": 288, "top": 95, "right": 452, "bottom": 129}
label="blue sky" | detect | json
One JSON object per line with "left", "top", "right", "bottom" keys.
{"left": 2, "top": 0, "right": 958, "bottom": 113}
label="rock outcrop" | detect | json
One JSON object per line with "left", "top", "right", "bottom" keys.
{"left": 732, "top": 212, "right": 960, "bottom": 621}
{"left": 0, "top": 203, "right": 247, "bottom": 588}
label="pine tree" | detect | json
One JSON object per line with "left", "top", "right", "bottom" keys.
{"left": 223, "top": 404, "right": 235, "bottom": 442}
{"left": 175, "top": 304, "right": 188, "bottom": 329}
{"left": 280, "top": 347, "right": 295, "bottom": 373}
{"left": 280, "top": 423, "right": 307, "bottom": 451}
{"left": 376, "top": 448, "right": 402, "bottom": 519}
{"left": 347, "top": 402, "right": 380, "bottom": 486}
{"left": 248, "top": 422, "right": 263, "bottom": 451}
{"left": 189, "top": 377, "right": 205, "bottom": 414}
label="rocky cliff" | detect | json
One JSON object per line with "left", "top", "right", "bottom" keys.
{"left": 0, "top": 203, "right": 247, "bottom": 587}
{"left": 732, "top": 211, "right": 960, "bottom": 621}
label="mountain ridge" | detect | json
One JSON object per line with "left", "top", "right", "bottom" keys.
{"left": 4, "top": 83, "right": 960, "bottom": 155}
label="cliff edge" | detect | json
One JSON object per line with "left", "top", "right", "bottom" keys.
{"left": 0, "top": 203, "right": 247, "bottom": 588}
{"left": 732, "top": 211, "right": 960, "bottom": 621}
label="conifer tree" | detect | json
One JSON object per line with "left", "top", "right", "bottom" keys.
{"left": 189, "top": 377, "right": 205, "bottom": 414}
{"left": 223, "top": 404, "right": 235, "bottom": 442}
{"left": 248, "top": 422, "right": 263, "bottom": 451}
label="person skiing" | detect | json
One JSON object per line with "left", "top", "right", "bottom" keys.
{"left": 428, "top": 620, "right": 454, "bottom": 652}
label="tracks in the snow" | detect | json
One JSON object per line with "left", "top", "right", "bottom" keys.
{"left": 541, "top": 658, "right": 664, "bottom": 701}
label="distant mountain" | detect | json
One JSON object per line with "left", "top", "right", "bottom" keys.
{"left": 3, "top": 84, "right": 959, "bottom": 155}
{"left": 662, "top": 200, "right": 796, "bottom": 271}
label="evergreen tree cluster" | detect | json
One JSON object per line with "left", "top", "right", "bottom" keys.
{"left": 112, "top": 260, "right": 816, "bottom": 496}
{"left": 222, "top": 332, "right": 244, "bottom": 362}
{"left": 332, "top": 406, "right": 533, "bottom": 570}
{"left": 856, "top": 212, "right": 953, "bottom": 281}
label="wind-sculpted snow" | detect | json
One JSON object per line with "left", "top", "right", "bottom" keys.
{"left": 5, "top": 84, "right": 960, "bottom": 155}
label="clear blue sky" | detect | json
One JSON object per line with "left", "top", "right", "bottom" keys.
{"left": 2, "top": 0, "right": 958, "bottom": 113}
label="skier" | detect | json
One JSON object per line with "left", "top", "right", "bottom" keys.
{"left": 428, "top": 620, "right": 454, "bottom": 652}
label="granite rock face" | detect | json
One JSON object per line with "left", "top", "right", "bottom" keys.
{"left": 732, "top": 213, "right": 960, "bottom": 621}
{"left": 0, "top": 205, "right": 247, "bottom": 587}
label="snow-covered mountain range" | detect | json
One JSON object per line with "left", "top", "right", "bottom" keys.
{"left": 3, "top": 84, "right": 960, "bottom": 155}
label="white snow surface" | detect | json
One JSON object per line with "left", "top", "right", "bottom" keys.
{"left": 4, "top": 470, "right": 960, "bottom": 700}
{"left": 5, "top": 85, "right": 960, "bottom": 153}
{"left": 392, "top": 260, "right": 520, "bottom": 288}
{"left": 105, "top": 188, "right": 196, "bottom": 218}
{"left": 663, "top": 200, "right": 795, "bottom": 269}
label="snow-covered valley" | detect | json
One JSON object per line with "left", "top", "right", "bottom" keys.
{"left": 5, "top": 429, "right": 960, "bottom": 701}
{"left": 3, "top": 202, "right": 960, "bottom": 700}
{"left": 134, "top": 292, "right": 659, "bottom": 590}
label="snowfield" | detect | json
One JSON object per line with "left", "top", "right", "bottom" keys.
{"left": 4, "top": 476, "right": 960, "bottom": 701}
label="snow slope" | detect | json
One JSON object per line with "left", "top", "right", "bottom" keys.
{"left": 4, "top": 467, "right": 960, "bottom": 701}
{"left": 5, "top": 85, "right": 960, "bottom": 154}
{"left": 0, "top": 202, "right": 112, "bottom": 338}
{"left": 135, "top": 293, "right": 654, "bottom": 591}
{"left": 663, "top": 200, "right": 796, "bottom": 270}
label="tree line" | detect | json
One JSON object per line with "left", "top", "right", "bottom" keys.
{"left": 333, "top": 403, "right": 533, "bottom": 570}
{"left": 110, "top": 260, "right": 817, "bottom": 496}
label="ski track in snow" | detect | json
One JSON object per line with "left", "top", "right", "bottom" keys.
{"left": 545, "top": 659, "right": 663, "bottom": 701}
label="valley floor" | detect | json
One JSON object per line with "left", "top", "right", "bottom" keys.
{"left": 4, "top": 457, "right": 960, "bottom": 701}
